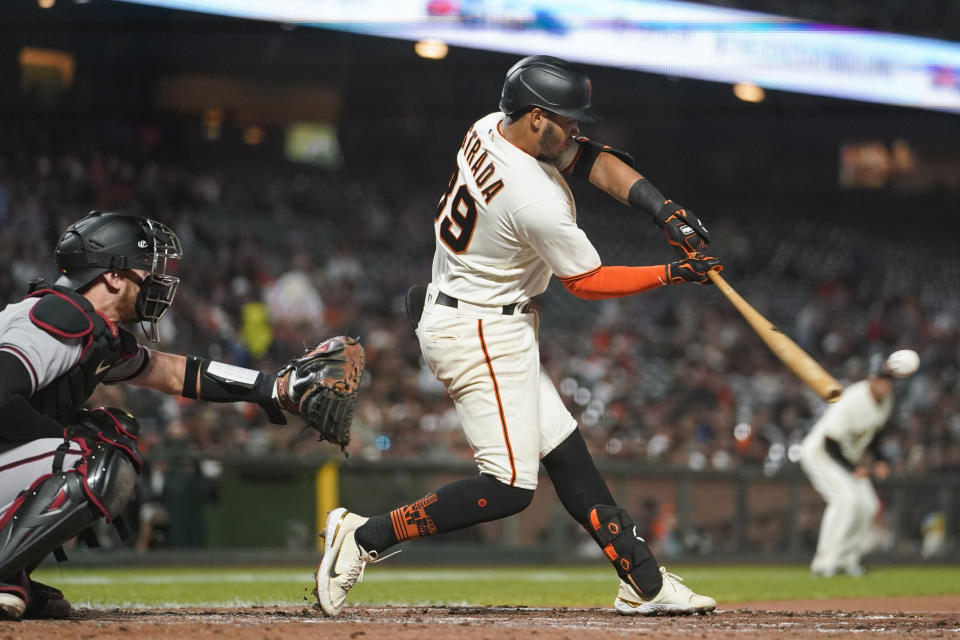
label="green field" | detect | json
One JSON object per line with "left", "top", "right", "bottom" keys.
{"left": 30, "top": 565, "right": 960, "bottom": 609}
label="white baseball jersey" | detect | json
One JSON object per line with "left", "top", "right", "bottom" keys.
{"left": 801, "top": 380, "right": 892, "bottom": 464}
{"left": 418, "top": 112, "right": 605, "bottom": 489}
{"left": 431, "top": 112, "right": 601, "bottom": 306}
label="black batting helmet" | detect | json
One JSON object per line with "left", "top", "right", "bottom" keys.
{"left": 499, "top": 55, "right": 599, "bottom": 123}
{"left": 55, "top": 211, "right": 182, "bottom": 341}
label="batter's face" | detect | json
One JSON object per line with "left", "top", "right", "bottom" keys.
{"left": 536, "top": 111, "right": 580, "bottom": 163}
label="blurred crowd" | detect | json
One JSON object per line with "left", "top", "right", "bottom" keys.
{"left": 2, "top": 124, "right": 958, "bottom": 487}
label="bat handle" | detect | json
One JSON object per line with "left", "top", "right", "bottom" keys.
{"left": 706, "top": 268, "right": 729, "bottom": 290}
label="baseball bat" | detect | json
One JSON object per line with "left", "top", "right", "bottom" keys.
{"left": 707, "top": 270, "right": 843, "bottom": 402}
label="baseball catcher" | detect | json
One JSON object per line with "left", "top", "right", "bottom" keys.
{"left": 0, "top": 210, "right": 364, "bottom": 620}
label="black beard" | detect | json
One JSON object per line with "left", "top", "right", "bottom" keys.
{"left": 536, "top": 124, "right": 566, "bottom": 163}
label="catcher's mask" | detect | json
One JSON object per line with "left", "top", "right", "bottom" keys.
{"left": 55, "top": 210, "right": 182, "bottom": 342}
{"left": 499, "top": 55, "right": 599, "bottom": 124}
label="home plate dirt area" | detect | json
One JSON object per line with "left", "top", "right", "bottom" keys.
{"left": 4, "top": 596, "right": 959, "bottom": 640}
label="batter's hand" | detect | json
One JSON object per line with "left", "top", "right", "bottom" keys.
{"left": 666, "top": 255, "right": 723, "bottom": 284}
{"left": 657, "top": 201, "right": 711, "bottom": 259}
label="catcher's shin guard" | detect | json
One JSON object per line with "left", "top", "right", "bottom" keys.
{"left": 0, "top": 419, "right": 140, "bottom": 579}
{"left": 588, "top": 505, "right": 662, "bottom": 597}
{"left": 0, "top": 470, "right": 98, "bottom": 580}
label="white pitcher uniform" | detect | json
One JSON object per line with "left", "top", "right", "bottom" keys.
{"left": 799, "top": 380, "right": 892, "bottom": 574}
{"left": 418, "top": 112, "right": 603, "bottom": 490}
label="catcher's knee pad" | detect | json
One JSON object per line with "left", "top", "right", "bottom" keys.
{"left": 81, "top": 442, "right": 140, "bottom": 520}
{"left": 69, "top": 407, "right": 143, "bottom": 473}
{"left": 67, "top": 407, "right": 142, "bottom": 519}
{"left": 588, "top": 505, "right": 661, "bottom": 597}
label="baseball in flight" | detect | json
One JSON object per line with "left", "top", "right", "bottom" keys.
{"left": 886, "top": 349, "right": 920, "bottom": 378}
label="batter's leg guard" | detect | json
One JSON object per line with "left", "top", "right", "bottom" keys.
{"left": 588, "top": 505, "right": 662, "bottom": 598}
{"left": 0, "top": 409, "right": 141, "bottom": 583}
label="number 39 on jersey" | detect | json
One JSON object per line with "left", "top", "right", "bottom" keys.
{"left": 434, "top": 128, "right": 506, "bottom": 254}
{"left": 435, "top": 167, "right": 477, "bottom": 254}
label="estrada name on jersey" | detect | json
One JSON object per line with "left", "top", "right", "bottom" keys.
{"left": 432, "top": 112, "right": 602, "bottom": 307}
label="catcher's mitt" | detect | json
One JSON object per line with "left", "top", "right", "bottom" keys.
{"left": 275, "top": 336, "right": 365, "bottom": 452}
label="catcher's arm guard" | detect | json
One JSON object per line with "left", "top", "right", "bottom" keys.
{"left": 274, "top": 336, "right": 365, "bottom": 452}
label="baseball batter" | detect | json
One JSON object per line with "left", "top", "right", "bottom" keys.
{"left": 0, "top": 211, "right": 363, "bottom": 620}
{"left": 800, "top": 350, "right": 919, "bottom": 577}
{"left": 316, "top": 55, "right": 720, "bottom": 617}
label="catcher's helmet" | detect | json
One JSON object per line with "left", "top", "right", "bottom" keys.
{"left": 55, "top": 210, "right": 182, "bottom": 341}
{"left": 499, "top": 55, "right": 598, "bottom": 123}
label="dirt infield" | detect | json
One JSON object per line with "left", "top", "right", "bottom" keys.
{"left": 3, "top": 596, "right": 958, "bottom": 640}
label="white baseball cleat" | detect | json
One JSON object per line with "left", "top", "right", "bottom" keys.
{"left": 614, "top": 566, "right": 716, "bottom": 615}
{"left": 315, "top": 507, "right": 381, "bottom": 617}
{"left": 0, "top": 592, "right": 26, "bottom": 620}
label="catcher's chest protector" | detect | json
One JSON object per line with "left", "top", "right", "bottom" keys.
{"left": 26, "top": 287, "right": 139, "bottom": 423}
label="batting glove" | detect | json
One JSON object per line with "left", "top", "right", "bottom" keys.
{"left": 658, "top": 201, "right": 711, "bottom": 259}
{"left": 666, "top": 255, "right": 723, "bottom": 284}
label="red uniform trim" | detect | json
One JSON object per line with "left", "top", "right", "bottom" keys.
{"left": 477, "top": 319, "right": 517, "bottom": 486}
{"left": 92, "top": 407, "right": 139, "bottom": 440}
{"left": 27, "top": 290, "right": 93, "bottom": 339}
{"left": 0, "top": 449, "right": 82, "bottom": 474}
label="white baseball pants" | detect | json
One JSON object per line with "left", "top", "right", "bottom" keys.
{"left": 800, "top": 446, "right": 879, "bottom": 573}
{"left": 416, "top": 285, "right": 577, "bottom": 490}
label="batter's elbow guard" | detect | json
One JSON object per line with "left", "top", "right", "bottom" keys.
{"left": 567, "top": 138, "right": 635, "bottom": 180}
{"left": 588, "top": 505, "right": 662, "bottom": 598}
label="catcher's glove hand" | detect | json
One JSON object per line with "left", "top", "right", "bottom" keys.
{"left": 274, "top": 336, "right": 365, "bottom": 452}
